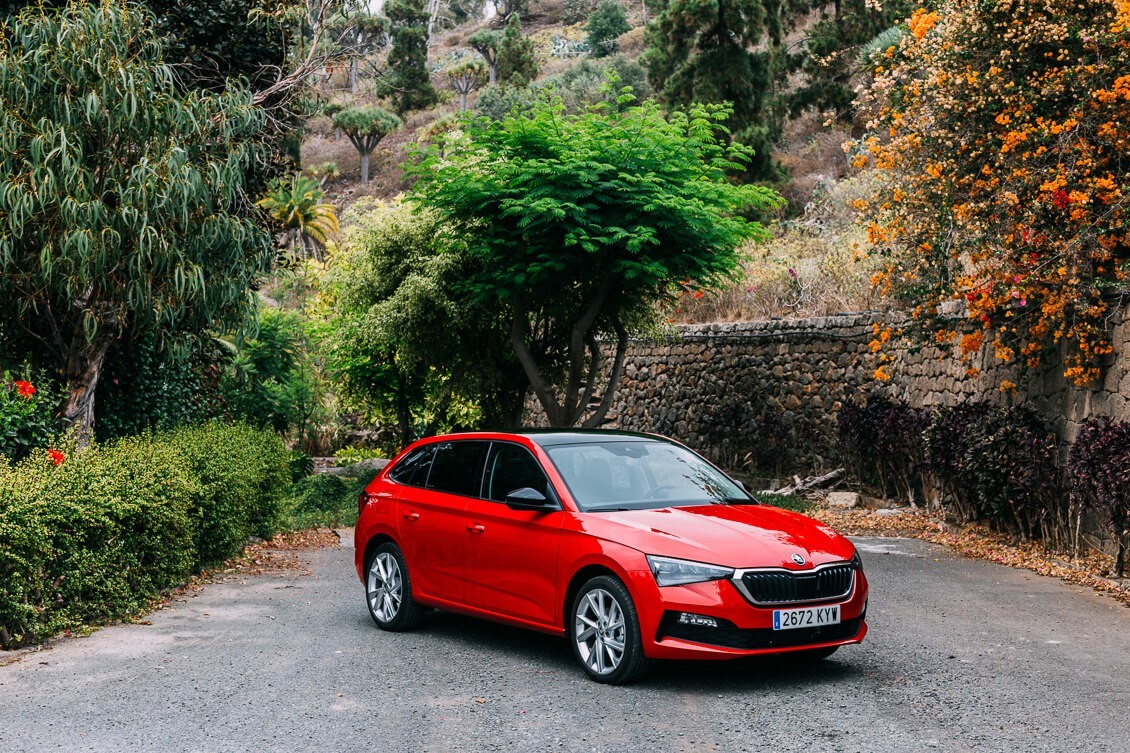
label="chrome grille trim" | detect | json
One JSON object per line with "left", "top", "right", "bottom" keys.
{"left": 732, "top": 561, "right": 856, "bottom": 606}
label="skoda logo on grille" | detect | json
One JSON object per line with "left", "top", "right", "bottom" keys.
{"left": 791, "top": 553, "right": 807, "bottom": 566}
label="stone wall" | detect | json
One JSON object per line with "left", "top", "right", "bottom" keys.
{"left": 575, "top": 307, "right": 1130, "bottom": 474}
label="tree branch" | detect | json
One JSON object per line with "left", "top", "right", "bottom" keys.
{"left": 581, "top": 317, "right": 628, "bottom": 429}
{"left": 509, "top": 296, "right": 562, "bottom": 426}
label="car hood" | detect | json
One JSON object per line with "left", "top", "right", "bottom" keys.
{"left": 577, "top": 503, "right": 855, "bottom": 570}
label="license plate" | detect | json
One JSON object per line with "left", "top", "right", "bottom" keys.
{"left": 772, "top": 604, "right": 840, "bottom": 631}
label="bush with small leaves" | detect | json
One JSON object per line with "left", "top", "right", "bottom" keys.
{"left": 0, "top": 423, "right": 291, "bottom": 649}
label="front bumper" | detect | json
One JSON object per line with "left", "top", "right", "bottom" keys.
{"left": 625, "top": 567, "right": 869, "bottom": 661}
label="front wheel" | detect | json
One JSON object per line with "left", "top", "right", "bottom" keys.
{"left": 365, "top": 543, "right": 424, "bottom": 631}
{"left": 570, "top": 575, "right": 650, "bottom": 684}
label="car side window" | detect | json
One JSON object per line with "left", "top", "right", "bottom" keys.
{"left": 485, "top": 443, "right": 551, "bottom": 502}
{"left": 387, "top": 445, "right": 435, "bottom": 487}
{"left": 425, "top": 441, "right": 489, "bottom": 497}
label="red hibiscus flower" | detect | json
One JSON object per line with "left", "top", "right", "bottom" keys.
{"left": 14, "top": 380, "right": 35, "bottom": 398}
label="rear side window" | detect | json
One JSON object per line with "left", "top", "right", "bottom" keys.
{"left": 426, "top": 441, "right": 489, "bottom": 497}
{"left": 388, "top": 445, "right": 434, "bottom": 487}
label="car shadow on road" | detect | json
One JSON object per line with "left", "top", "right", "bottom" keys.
{"left": 391, "top": 610, "right": 861, "bottom": 690}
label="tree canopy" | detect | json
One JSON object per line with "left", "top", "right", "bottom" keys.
{"left": 379, "top": 0, "right": 439, "bottom": 114}
{"left": 407, "top": 92, "right": 783, "bottom": 427}
{"left": 642, "top": 0, "right": 787, "bottom": 180}
{"left": 332, "top": 105, "right": 402, "bottom": 185}
{"left": 0, "top": 2, "right": 272, "bottom": 441}
{"left": 320, "top": 200, "right": 529, "bottom": 445}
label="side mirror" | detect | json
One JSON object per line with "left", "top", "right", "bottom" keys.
{"left": 504, "top": 487, "right": 555, "bottom": 511}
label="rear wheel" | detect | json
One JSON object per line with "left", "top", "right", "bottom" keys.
{"left": 570, "top": 575, "right": 650, "bottom": 684}
{"left": 365, "top": 543, "right": 424, "bottom": 631}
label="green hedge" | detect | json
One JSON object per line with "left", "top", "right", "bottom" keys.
{"left": 0, "top": 423, "right": 290, "bottom": 649}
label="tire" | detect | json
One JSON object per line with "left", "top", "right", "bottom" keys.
{"left": 569, "top": 575, "right": 650, "bottom": 685}
{"left": 365, "top": 542, "right": 424, "bottom": 631}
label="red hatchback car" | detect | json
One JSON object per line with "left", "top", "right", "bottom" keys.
{"left": 354, "top": 431, "right": 868, "bottom": 684}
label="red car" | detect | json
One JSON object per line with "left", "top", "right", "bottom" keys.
{"left": 354, "top": 431, "right": 868, "bottom": 684}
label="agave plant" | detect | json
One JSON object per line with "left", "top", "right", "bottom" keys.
{"left": 257, "top": 175, "right": 340, "bottom": 262}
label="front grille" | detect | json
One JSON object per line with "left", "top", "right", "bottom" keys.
{"left": 736, "top": 563, "right": 855, "bottom": 606}
{"left": 658, "top": 613, "right": 863, "bottom": 650}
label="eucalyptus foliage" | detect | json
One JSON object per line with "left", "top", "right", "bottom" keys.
{"left": 0, "top": 2, "right": 272, "bottom": 442}
{"left": 408, "top": 93, "right": 783, "bottom": 427}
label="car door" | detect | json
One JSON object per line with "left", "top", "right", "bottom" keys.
{"left": 394, "top": 441, "right": 487, "bottom": 604}
{"left": 463, "top": 441, "right": 565, "bottom": 627}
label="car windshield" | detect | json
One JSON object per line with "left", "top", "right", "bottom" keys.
{"left": 544, "top": 440, "right": 752, "bottom": 512}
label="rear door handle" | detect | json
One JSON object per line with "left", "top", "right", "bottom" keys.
{"left": 467, "top": 524, "right": 486, "bottom": 535}
{"left": 403, "top": 512, "right": 420, "bottom": 521}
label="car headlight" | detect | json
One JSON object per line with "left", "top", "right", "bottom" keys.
{"left": 646, "top": 555, "right": 734, "bottom": 587}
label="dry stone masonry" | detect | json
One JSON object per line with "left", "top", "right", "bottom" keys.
{"left": 563, "top": 307, "right": 1130, "bottom": 474}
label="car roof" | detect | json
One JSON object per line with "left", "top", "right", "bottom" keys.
{"left": 516, "top": 429, "right": 665, "bottom": 447}
{"left": 410, "top": 429, "right": 667, "bottom": 448}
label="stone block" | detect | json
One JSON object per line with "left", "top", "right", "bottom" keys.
{"left": 826, "top": 491, "right": 860, "bottom": 509}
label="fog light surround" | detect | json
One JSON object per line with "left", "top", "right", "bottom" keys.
{"left": 676, "top": 612, "right": 719, "bottom": 628}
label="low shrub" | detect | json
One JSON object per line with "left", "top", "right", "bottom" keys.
{"left": 167, "top": 423, "right": 291, "bottom": 568}
{"left": 751, "top": 491, "right": 813, "bottom": 514}
{"left": 0, "top": 423, "right": 291, "bottom": 649}
{"left": 1069, "top": 417, "right": 1130, "bottom": 576}
{"left": 283, "top": 473, "right": 369, "bottom": 530}
{"left": 838, "top": 395, "right": 929, "bottom": 504}
{"left": 925, "top": 403, "right": 1065, "bottom": 543}
{"left": 0, "top": 440, "right": 197, "bottom": 648}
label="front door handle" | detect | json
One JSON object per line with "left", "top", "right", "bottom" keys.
{"left": 467, "top": 524, "right": 486, "bottom": 535}
{"left": 403, "top": 512, "right": 420, "bottom": 521}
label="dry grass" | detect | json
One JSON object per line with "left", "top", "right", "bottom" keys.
{"left": 671, "top": 169, "right": 886, "bottom": 322}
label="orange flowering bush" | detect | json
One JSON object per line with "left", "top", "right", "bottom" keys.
{"left": 856, "top": 0, "right": 1130, "bottom": 384}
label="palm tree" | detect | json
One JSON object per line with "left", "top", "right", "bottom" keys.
{"left": 257, "top": 175, "right": 341, "bottom": 263}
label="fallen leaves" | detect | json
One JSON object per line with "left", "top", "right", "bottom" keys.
{"left": 813, "top": 506, "right": 1130, "bottom": 607}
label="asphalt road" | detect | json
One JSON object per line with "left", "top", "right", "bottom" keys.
{"left": 1, "top": 535, "right": 1127, "bottom": 753}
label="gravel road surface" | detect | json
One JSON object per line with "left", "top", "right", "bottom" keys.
{"left": 1, "top": 535, "right": 1127, "bottom": 753}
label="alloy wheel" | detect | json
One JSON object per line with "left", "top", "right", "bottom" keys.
{"left": 573, "top": 587, "right": 627, "bottom": 675}
{"left": 367, "top": 551, "right": 403, "bottom": 623}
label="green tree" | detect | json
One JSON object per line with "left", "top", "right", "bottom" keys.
{"left": 496, "top": 14, "right": 538, "bottom": 87}
{"left": 0, "top": 2, "right": 272, "bottom": 444}
{"left": 448, "top": 60, "right": 486, "bottom": 113}
{"left": 332, "top": 106, "right": 402, "bottom": 185}
{"left": 0, "top": 0, "right": 290, "bottom": 93}
{"left": 408, "top": 94, "right": 783, "bottom": 427}
{"left": 220, "top": 307, "right": 327, "bottom": 444}
{"left": 379, "top": 0, "right": 439, "bottom": 114}
{"left": 321, "top": 200, "right": 528, "bottom": 445}
{"left": 468, "top": 28, "right": 501, "bottom": 84}
{"left": 587, "top": 0, "right": 630, "bottom": 58}
{"left": 786, "top": 0, "right": 915, "bottom": 121}
{"left": 642, "top": 0, "right": 790, "bottom": 179}
{"left": 257, "top": 174, "right": 341, "bottom": 262}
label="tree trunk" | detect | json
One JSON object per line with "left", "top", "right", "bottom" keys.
{"left": 351, "top": 58, "right": 360, "bottom": 95}
{"left": 60, "top": 334, "right": 113, "bottom": 449}
{"left": 360, "top": 152, "right": 370, "bottom": 186}
{"left": 395, "top": 374, "right": 414, "bottom": 448}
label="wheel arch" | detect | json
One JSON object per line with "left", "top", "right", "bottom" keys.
{"left": 562, "top": 563, "right": 623, "bottom": 631}
{"left": 362, "top": 533, "right": 397, "bottom": 573}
